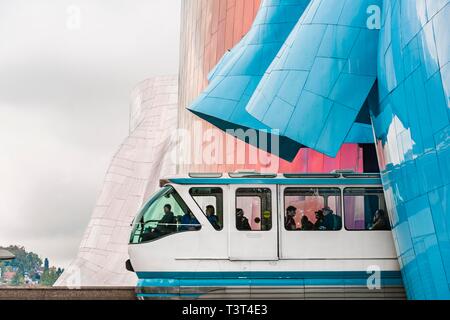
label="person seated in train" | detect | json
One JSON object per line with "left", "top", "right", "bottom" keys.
{"left": 141, "top": 204, "right": 177, "bottom": 242}
{"left": 370, "top": 209, "right": 390, "bottom": 230}
{"left": 285, "top": 206, "right": 297, "bottom": 230}
{"left": 206, "top": 205, "right": 221, "bottom": 230}
{"left": 322, "top": 206, "right": 342, "bottom": 231}
{"left": 236, "top": 208, "right": 251, "bottom": 231}
{"left": 157, "top": 204, "right": 178, "bottom": 233}
{"left": 331, "top": 208, "right": 342, "bottom": 230}
{"left": 300, "top": 215, "right": 314, "bottom": 230}
{"left": 180, "top": 210, "right": 200, "bottom": 231}
{"left": 314, "top": 210, "right": 326, "bottom": 230}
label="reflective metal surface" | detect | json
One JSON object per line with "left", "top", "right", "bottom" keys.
{"left": 245, "top": 0, "right": 381, "bottom": 157}
{"left": 187, "top": 0, "right": 310, "bottom": 160}
{"left": 178, "top": 0, "right": 365, "bottom": 174}
{"left": 186, "top": 0, "right": 450, "bottom": 299}
{"left": 373, "top": 0, "right": 450, "bottom": 299}
{"left": 55, "top": 76, "right": 179, "bottom": 286}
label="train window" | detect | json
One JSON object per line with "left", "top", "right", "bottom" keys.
{"left": 344, "top": 188, "right": 391, "bottom": 231}
{"left": 284, "top": 188, "right": 342, "bottom": 231}
{"left": 235, "top": 188, "right": 272, "bottom": 231}
{"left": 189, "top": 187, "right": 223, "bottom": 230}
{"left": 129, "top": 186, "right": 201, "bottom": 244}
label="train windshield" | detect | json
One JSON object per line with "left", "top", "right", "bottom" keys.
{"left": 130, "top": 186, "right": 201, "bottom": 244}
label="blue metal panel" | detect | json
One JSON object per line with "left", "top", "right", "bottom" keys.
{"left": 181, "top": 0, "right": 450, "bottom": 300}
{"left": 187, "top": 0, "right": 311, "bottom": 161}
{"left": 345, "top": 123, "right": 375, "bottom": 144}
{"left": 188, "top": 0, "right": 375, "bottom": 161}
{"left": 245, "top": 0, "right": 381, "bottom": 157}
{"left": 374, "top": 0, "right": 450, "bottom": 299}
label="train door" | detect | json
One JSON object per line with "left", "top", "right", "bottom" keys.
{"left": 228, "top": 185, "right": 278, "bottom": 261}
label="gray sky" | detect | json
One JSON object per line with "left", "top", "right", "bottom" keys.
{"left": 0, "top": 0, "right": 181, "bottom": 268}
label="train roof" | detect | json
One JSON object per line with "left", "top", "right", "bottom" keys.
{"left": 163, "top": 171, "right": 382, "bottom": 186}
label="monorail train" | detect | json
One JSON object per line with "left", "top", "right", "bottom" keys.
{"left": 126, "top": 171, "right": 405, "bottom": 299}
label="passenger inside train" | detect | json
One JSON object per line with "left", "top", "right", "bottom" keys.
{"left": 205, "top": 205, "right": 221, "bottom": 230}
{"left": 190, "top": 187, "right": 224, "bottom": 230}
{"left": 285, "top": 206, "right": 297, "bottom": 230}
{"left": 370, "top": 209, "right": 390, "bottom": 231}
{"left": 343, "top": 188, "right": 392, "bottom": 231}
{"left": 283, "top": 187, "right": 392, "bottom": 232}
{"left": 300, "top": 215, "right": 314, "bottom": 230}
{"left": 180, "top": 210, "right": 201, "bottom": 231}
{"left": 235, "top": 188, "right": 272, "bottom": 231}
{"left": 236, "top": 208, "right": 251, "bottom": 231}
{"left": 322, "top": 206, "right": 342, "bottom": 230}
{"left": 285, "top": 206, "right": 342, "bottom": 231}
{"left": 131, "top": 181, "right": 393, "bottom": 245}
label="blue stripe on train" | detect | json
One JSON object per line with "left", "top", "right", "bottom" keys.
{"left": 136, "top": 271, "right": 403, "bottom": 287}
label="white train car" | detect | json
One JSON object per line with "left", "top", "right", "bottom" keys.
{"left": 127, "top": 171, "right": 405, "bottom": 299}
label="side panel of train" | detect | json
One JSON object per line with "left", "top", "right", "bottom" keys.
{"left": 128, "top": 179, "right": 405, "bottom": 299}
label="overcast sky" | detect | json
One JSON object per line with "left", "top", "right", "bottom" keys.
{"left": 0, "top": 0, "right": 181, "bottom": 268}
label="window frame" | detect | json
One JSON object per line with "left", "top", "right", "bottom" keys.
{"left": 130, "top": 185, "right": 202, "bottom": 244}
{"left": 189, "top": 187, "right": 224, "bottom": 231}
{"left": 235, "top": 187, "right": 273, "bottom": 232}
{"left": 343, "top": 187, "right": 391, "bottom": 232}
{"left": 283, "top": 187, "right": 343, "bottom": 232}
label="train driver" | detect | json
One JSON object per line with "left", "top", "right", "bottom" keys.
{"left": 142, "top": 204, "right": 177, "bottom": 241}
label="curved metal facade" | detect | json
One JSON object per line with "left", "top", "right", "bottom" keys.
{"left": 56, "top": 76, "right": 179, "bottom": 286}
{"left": 187, "top": 0, "right": 311, "bottom": 160}
{"left": 246, "top": 0, "right": 380, "bottom": 157}
{"left": 374, "top": 0, "right": 450, "bottom": 299}
{"left": 188, "top": 0, "right": 450, "bottom": 299}
{"left": 178, "top": 0, "right": 365, "bottom": 174}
